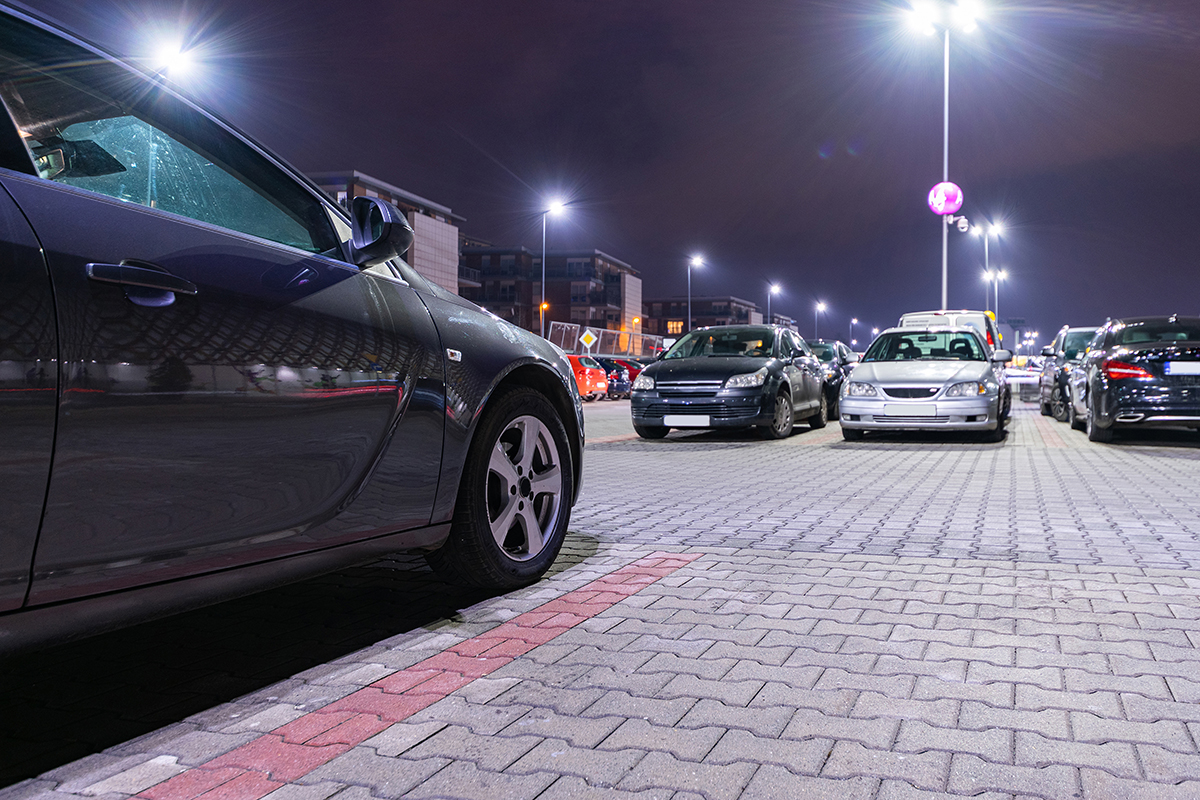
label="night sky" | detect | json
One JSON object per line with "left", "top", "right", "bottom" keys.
{"left": 18, "top": 0, "right": 1200, "bottom": 346}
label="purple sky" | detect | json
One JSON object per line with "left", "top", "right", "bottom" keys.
{"left": 19, "top": 0, "right": 1200, "bottom": 343}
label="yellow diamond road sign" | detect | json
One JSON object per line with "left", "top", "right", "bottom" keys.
{"left": 579, "top": 329, "right": 599, "bottom": 349}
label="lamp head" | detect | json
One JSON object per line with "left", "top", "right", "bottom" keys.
{"left": 770, "top": 284, "right": 781, "bottom": 295}
{"left": 689, "top": 255, "right": 704, "bottom": 268}
{"left": 545, "top": 199, "right": 566, "bottom": 216}
{"left": 816, "top": 302, "right": 827, "bottom": 312}
{"left": 851, "top": 317, "right": 858, "bottom": 324}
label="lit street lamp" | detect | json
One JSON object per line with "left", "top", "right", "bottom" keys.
{"left": 767, "top": 283, "right": 781, "bottom": 324}
{"left": 540, "top": 199, "right": 566, "bottom": 338}
{"left": 971, "top": 221, "right": 1003, "bottom": 311}
{"left": 849, "top": 317, "right": 858, "bottom": 342}
{"left": 687, "top": 255, "right": 703, "bottom": 332}
{"left": 814, "top": 301, "right": 826, "bottom": 340}
{"left": 539, "top": 302, "right": 549, "bottom": 336}
{"left": 872, "top": 327, "right": 880, "bottom": 336}
{"left": 906, "top": 1, "right": 984, "bottom": 309}
{"left": 983, "top": 268, "right": 1007, "bottom": 322}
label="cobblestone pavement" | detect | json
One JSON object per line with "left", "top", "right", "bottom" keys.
{"left": 4, "top": 402, "right": 1200, "bottom": 800}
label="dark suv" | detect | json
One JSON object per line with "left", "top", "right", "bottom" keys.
{"left": 1038, "top": 325, "right": 1099, "bottom": 422}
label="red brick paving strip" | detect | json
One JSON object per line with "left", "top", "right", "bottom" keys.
{"left": 1029, "top": 412, "right": 1067, "bottom": 448}
{"left": 135, "top": 552, "right": 701, "bottom": 800}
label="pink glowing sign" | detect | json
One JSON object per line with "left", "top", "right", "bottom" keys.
{"left": 927, "top": 181, "right": 963, "bottom": 215}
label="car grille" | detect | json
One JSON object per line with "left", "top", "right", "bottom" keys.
{"left": 882, "top": 387, "right": 940, "bottom": 399}
{"left": 637, "top": 402, "right": 759, "bottom": 420}
{"left": 872, "top": 415, "right": 950, "bottom": 424}
{"left": 656, "top": 380, "right": 723, "bottom": 398}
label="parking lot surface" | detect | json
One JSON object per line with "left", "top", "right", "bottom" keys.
{"left": 5, "top": 401, "right": 1200, "bottom": 799}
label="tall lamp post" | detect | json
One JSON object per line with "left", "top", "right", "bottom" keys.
{"left": 849, "top": 317, "right": 858, "bottom": 343}
{"left": 767, "top": 284, "right": 781, "bottom": 324}
{"left": 907, "top": 1, "right": 983, "bottom": 310}
{"left": 814, "top": 301, "right": 826, "bottom": 340}
{"left": 687, "top": 255, "right": 703, "bottom": 332}
{"left": 983, "top": 268, "right": 1007, "bottom": 321}
{"left": 972, "top": 221, "right": 1003, "bottom": 309}
{"left": 540, "top": 199, "right": 566, "bottom": 338}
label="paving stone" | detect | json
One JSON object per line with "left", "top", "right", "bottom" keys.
{"left": 534, "top": 776, "right": 673, "bottom": 800}
{"left": 676, "top": 698, "right": 793, "bottom": 738}
{"left": 398, "top": 724, "right": 539, "bottom": 771}
{"left": 617, "top": 750, "right": 755, "bottom": 800}
{"left": 705, "top": 729, "right": 831, "bottom": 773}
{"left": 947, "top": 753, "right": 1078, "bottom": 798}
{"left": 781, "top": 708, "right": 899, "bottom": 750}
{"left": 597, "top": 719, "right": 723, "bottom": 761}
{"left": 401, "top": 761, "right": 556, "bottom": 800}
{"left": 820, "top": 741, "right": 951, "bottom": 792}
{"left": 1071, "top": 712, "right": 1194, "bottom": 752}
{"left": 360, "top": 721, "right": 446, "bottom": 757}
{"left": 1016, "top": 732, "right": 1139, "bottom": 778}
{"left": 583, "top": 691, "right": 696, "bottom": 726}
{"left": 1137, "top": 745, "right": 1200, "bottom": 783}
{"left": 1015, "top": 686, "right": 1121, "bottom": 716}
{"left": 912, "top": 676, "right": 1013, "bottom": 707}
{"left": 502, "top": 709, "right": 624, "bottom": 748}
{"left": 260, "top": 781, "right": 345, "bottom": 800}
{"left": 852, "top": 693, "right": 959, "bottom": 728}
{"left": 960, "top": 702, "right": 1070, "bottom": 740}
{"left": 895, "top": 720, "right": 1012, "bottom": 763}
{"left": 1081, "top": 768, "right": 1200, "bottom": 800}
{"left": 78, "top": 756, "right": 186, "bottom": 796}
{"left": 508, "top": 738, "right": 645, "bottom": 784}
{"left": 877, "top": 779, "right": 1014, "bottom": 799}
{"left": 741, "top": 766, "right": 877, "bottom": 799}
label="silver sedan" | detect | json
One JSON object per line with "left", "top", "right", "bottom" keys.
{"left": 839, "top": 327, "right": 1012, "bottom": 441}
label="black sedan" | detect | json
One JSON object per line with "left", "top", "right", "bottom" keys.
{"left": 630, "top": 325, "right": 827, "bottom": 439}
{"left": 808, "top": 339, "right": 860, "bottom": 416}
{"left": 1038, "top": 325, "right": 1099, "bottom": 422}
{"left": 0, "top": 5, "right": 582, "bottom": 654}
{"left": 1066, "top": 316, "right": 1200, "bottom": 442}
{"left": 594, "top": 356, "right": 633, "bottom": 398}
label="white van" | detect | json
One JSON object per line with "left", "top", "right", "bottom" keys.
{"left": 898, "top": 310, "right": 1003, "bottom": 351}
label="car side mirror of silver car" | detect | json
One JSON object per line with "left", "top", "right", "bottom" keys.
{"left": 992, "top": 349, "right": 1013, "bottom": 363}
{"left": 1040, "top": 345, "right": 1054, "bottom": 357}
{"left": 349, "top": 196, "right": 414, "bottom": 267}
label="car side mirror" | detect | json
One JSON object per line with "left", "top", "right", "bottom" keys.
{"left": 1040, "top": 345, "right": 1054, "bottom": 357}
{"left": 991, "top": 349, "right": 1013, "bottom": 363}
{"left": 847, "top": 352, "right": 861, "bottom": 363}
{"left": 349, "top": 196, "right": 414, "bottom": 267}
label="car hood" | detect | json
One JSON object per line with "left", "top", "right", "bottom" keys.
{"left": 646, "top": 356, "right": 773, "bottom": 382}
{"left": 853, "top": 361, "right": 993, "bottom": 385}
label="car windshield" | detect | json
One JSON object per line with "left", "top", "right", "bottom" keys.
{"left": 809, "top": 343, "right": 835, "bottom": 362}
{"left": 1114, "top": 321, "right": 1200, "bottom": 345}
{"left": 664, "top": 328, "right": 776, "bottom": 359}
{"left": 863, "top": 331, "right": 985, "bottom": 362}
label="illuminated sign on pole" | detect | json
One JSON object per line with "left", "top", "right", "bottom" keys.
{"left": 927, "top": 181, "right": 963, "bottom": 215}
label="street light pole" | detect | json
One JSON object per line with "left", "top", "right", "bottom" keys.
{"left": 941, "top": 26, "right": 950, "bottom": 310}
{"left": 814, "top": 302, "right": 826, "bottom": 340}
{"left": 540, "top": 200, "right": 566, "bottom": 338}
{"left": 850, "top": 317, "right": 858, "bottom": 343}
{"left": 767, "top": 283, "right": 780, "bottom": 325}
{"left": 687, "top": 255, "right": 703, "bottom": 332}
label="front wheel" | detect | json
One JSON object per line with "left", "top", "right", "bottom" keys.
{"left": 807, "top": 392, "right": 828, "bottom": 429}
{"left": 633, "top": 424, "right": 669, "bottom": 439}
{"left": 1068, "top": 391, "right": 1085, "bottom": 431}
{"left": 426, "top": 387, "right": 573, "bottom": 589}
{"left": 1050, "top": 385, "right": 1069, "bottom": 422}
{"left": 759, "top": 392, "right": 794, "bottom": 439}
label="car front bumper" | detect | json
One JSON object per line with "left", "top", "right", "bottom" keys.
{"left": 839, "top": 395, "right": 999, "bottom": 430}
{"left": 631, "top": 388, "right": 773, "bottom": 428}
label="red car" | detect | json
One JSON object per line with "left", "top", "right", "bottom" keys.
{"left": 567, "top": 355, "right": 608, "bottom": 401}
{"left": 615, "top": 358, "right": 649, "bottom": 382}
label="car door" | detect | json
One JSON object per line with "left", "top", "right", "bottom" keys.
{"left": 0, "top": 19, "right": 442, "bottom": 603}
{"left": 791, "top": 334, "right": 823, "bottom": 412}
{"left": 0, "top": 185, "right": 55, "bottom": 611}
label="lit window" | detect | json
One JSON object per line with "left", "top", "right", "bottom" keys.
{"left": 667, "top": 320, "right": 683, "bottom": 335}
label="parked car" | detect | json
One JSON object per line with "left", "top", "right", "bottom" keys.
{"left": 1039, "top": 325, "right": 1100, "bottom": 421}
{"left": 630, "top": 325, "right": 827, "bottom": 439}
{"left": 615, "top": 358, "right": 649, "bottom": 382}
{"left": 839, "top": 327, "right": 1012, "bottom": 441}
{"left": 594, "top": 356, "right": 632, "bottom": 399}
{"left": 1004, "top": 360, "right": 1041, "bottom": 403}
{"left": 808, "top": 339, "right": 859, "bottom": 416}
{"left": 899, "top": 309, "right": 1003, "bottom": 351}
{"left": 0, "top": 4, "right": 583, "bottom": 654}
{"left": 567, "top": 355, "right": 609, "bottom": 401}
{"left": 1065, "top": 316, "right": 1200, "bottom": 442}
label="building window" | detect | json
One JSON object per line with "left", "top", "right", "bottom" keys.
{"left": 667, "top": 320, "right": 683, "bottom": 335}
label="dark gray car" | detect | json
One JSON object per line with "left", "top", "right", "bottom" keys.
{"left": 1039, "top": 325, "right": 1100, "bottom": 422}
{"left": 0, "top": 4, "right": 582, "bottom": 654}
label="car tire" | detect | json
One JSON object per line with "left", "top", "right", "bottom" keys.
{"left": 841, "top": 427, "right": 864, "bottom": 441}
{"left": 633, "top": 424, "right": 669, "bottom": 439}
{"left": 1039, "top": 387, "right": 1053, "bottom": 416}
{"left": 759, "top": 392, "right": 794, "bottom": 439}
{"left": 426, "top": 387, "right": 573, "bottom": 589}
{"left": 1086, "top": 396, "right": 1114, "bottom": 443}
{"left": 984, "top": 420, "right": 1006, "bottom": 443}
{"left": 1068, "top": 392, "right": 1085, "bottom": 431}
{"left": 1050, "top": 385, "right": 1069, "bottom": 422}
{"left": 807, "top": 392, "right": 828, "bottom": 429}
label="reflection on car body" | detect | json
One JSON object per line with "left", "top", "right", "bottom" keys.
{"left": 839, "top": 327, "right": 1012, "bottom": 441}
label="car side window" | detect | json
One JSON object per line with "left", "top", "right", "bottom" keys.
{"left": 779, "top": 334, "right": 795, "bottom": 359}
{"left": 0, "top": 16, "right": 338, "bottom": 255}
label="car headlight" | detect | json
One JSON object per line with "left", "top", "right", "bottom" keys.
{"left": 632, "top": 373, "right": 655, "bottom": 391}
{"left": 724, "top": 367, "right": 768, "bottom": 389}
{"left": 845, "top": 381, "right": 878, "bottom": 397}
{"left": 945, "top": 381, "right": 986, "bottom": 397}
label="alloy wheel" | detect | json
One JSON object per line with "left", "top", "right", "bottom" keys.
{"left": 486, "top": 415, "right": 563, "bottom": 561}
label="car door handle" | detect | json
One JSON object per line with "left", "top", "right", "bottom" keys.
{"left": 86, "top": 262, "right": 198, "bottom": 296}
